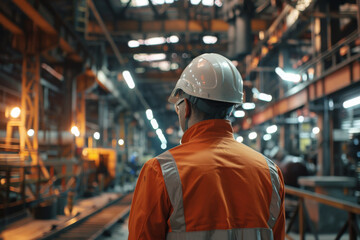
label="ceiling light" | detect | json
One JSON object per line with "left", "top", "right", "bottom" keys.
{"left": 263, "top": 134, "right": 272, "bottom": 141}
{"left": 259, "top": 31, "right": 265, "bottom": 40}
{"left": 168, "top": 35, "right": 179, "bottom": 43}
{"left": 298, "top": 116, "right": 304, "bottom": 123}
{"left": 158, "top": 61, "right": 171, "bottom": 71}
{"left": 203, "top": 36, "right": 218, "bottom": 44}
{"left": 10, "top": 107, "right": 21, "bottom": 118}
{"left": 27, "top": 129, "right": 34, "bottom": 137}
{"left": 71, "top": 126, "right": 80, "bottom": 137}
{"left": 93, "top": 132, "right": 100, "bottom": 140}
{"left": 144, "top": 37, "right": 166, "bottom": 46}
{"left": 242, "top": 103, "right": 256, "bottom": 110}
{"left": 133, "top": 0, "right": 149, "bottom": 7}
{"left": 275, "top": 67, "right": 301, "bottom": 83}
{"left": 296, "top": 0, "right": 312, "bottom": 11}
{"left": 312, "top": 127, "right": 320, "bottom": 135}
{"left": 266, "top": 125, "right": 278, "bottom": 134}
{"left": 343, "top": 96, "right": 360, "bottom": 109}
{"left": 156, "top": 129, "right": 163, "bottom": 136}
{"left": 258, "top": 93, "right": 272, "bottom": 102}
{"left": 134, "top": 53, "right": 166, "bottom": 62}
{"left": 236, "top": 136, "right": 243, "bottom": 143}
{"left": 153, "top": 0, "right": 165, "bottom": 4}
{"left": 190, "top": 0, "right": 201, "bottom": 4}
{"left": 214, "top": 0, "right": 222, "bottom": 7}
{"left": 150, "top": 119, "right": 159, "bottom": 129}
{"left": 233, "top": 110, "right": 245, "bottom": 118}
{"left": 170, "top": 63, "right": 179, "bottom": 70}
{"left": 146, "top": 109, "right": 153, "bottom": 120}
{"left": 248, "top": 132, "right": 257, "bottom": 140}
{"left": 97, "top": 70, "right": 106, "bottom": 83}
{"left": 202, "top": 0, "right": 214, "bottom": 6}
{"left": 122, "top": 70, "right": 135, "bottom": 89}
{"left": 118, "top": 139, "right": 124, "bottom": 146}
{"left": 128, "top": 40, "right": 140, "bottom": 48}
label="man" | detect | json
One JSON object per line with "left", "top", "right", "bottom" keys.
{"left": 128, "top": 53, "right": 285, "bottom": 240}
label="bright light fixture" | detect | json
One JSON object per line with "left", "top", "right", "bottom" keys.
{"left": 312, "top": 127, "right": 320, "bottom": 134}
{"left": 298, "top": 116, "right": 304, "bottom": 123}
{"left": 10, "top": 107, "right": 21, "bottom": 118}
{"left": 190, "top": 0, "right": 201, "bottom": 4}
{"left": 236, "top": 136, "right": 243, "bottom": 143}
{"left": 233, "top": 110, "right": 245, "bottom": 118}
{"left": 27, "top": 129, "right": 34, "bottom": 137}
{"left": 263, "top": 134, "right": 272, "bottom": 141}
{"left": 156, "top": 129, "right": 163, "bottom": 136}
{"left": 128, "top": 40, "right": 140, "bottom": 48}
{"left": 296, "top": 0, "right": 312, "bottom": 11}
{"left": 242, "top": 103, "right": 256, "bottom": 110}
{"left": 97, "top": 70, "right": 106, "bottom": 83}
{"left": 134, "top": 53, "right": 166, "bottom": 62}
{"left": 133, "top": 0, "right": 149, "bottom": 7}
{"left": 266, "top": 125, "right": 278, "bottom": 134}
{"left": 249, "top": 132, "right": 257, "bottom": 140}
{"left": 214, "top": 0, "right": 222, "bottom": 7}
{"left": 122, "top": 70, "right": 135, "bottom": 89}
{"left": 275, "top": 67, "right": 301, "bottom": 83}
{"left": 258, "top": 93, "right": 272, "bottom": 102}
{"left": 118, "top": 139, "right": 124, "bottom": 146}
{"left": 161, "top": 143, "right": 167, "bottom": 149}
{"left": 146, "top": 109, "right": 153, "bottom": 120}
{"left": 168, "top": 35, "right": 179, "bottom": 43}
{"left": 145, "top": 37, "right": 166, "bottom": 46}
{"left": 93, "top": 132, "right": 100, "bottom": 140}
{"left": 170, "top": 63, "right": 179, "bottom": 70}
{"left": 151, "top": 119, "right": 159, "bottom": 129}
{"left": 202, "top": 0, "right": 214, "bottom": 6}
{"left": 343, "top": 96, "right": 360, "bottom": 109}
{"left": 71, "top": 126, "right": 80, "bottom": 137}
{"left": 203, "top": 36, "right": 218, "bottom": 44}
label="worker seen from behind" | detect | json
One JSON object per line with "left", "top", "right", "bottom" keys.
{"left": 128, "top": 53, "right": 285, "bottom": 240}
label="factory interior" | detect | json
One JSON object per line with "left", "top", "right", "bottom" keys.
{"left": 0, "top": 0, "right": 360, "bottom": 239}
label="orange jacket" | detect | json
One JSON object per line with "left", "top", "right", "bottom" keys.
{"left": 128, "top": 119, "right": 285, "bottom": 240}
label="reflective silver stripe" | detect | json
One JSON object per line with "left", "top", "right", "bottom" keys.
{"left": 166, "top": 228, "right": 273, "bottom": 240}
{"left": 156, "top": 151, "right": 186, "bottom": 232}
{"left": 265, "top": 157, "right": 282, "bottom": 229}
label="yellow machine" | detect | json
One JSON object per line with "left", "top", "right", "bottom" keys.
{"left": 82, "top": 148, "right": 117, "bottom": 189}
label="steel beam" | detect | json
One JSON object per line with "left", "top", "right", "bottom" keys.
{"left": 12, "top": 0, "right": 85, "bottom": 62}
{"left": 88, "top": 0, "right": 150, "bottom": 110}
{"left": 0, "top": 12, "right": 23, "bottom": 35}
{"left": 87, "top": 18, "right": 268, "bottom": 35}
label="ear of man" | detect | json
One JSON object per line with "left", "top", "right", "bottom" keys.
{"left": 185, "top": 99, "right": 191, "bottom": 118}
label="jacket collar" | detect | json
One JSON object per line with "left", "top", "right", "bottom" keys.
{"left": 181, "top": 119, "right": 234, "bottom": 144}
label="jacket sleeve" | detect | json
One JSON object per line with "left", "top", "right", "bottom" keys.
{"left": 272, "top": 166, "right": 286, "bottom": 240}
{"left": 128, "top": 158, "right": 172, "bottom": 240}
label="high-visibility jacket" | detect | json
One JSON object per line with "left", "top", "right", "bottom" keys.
{"left": 128, "top": 119, "right": 285, "bottom": 240}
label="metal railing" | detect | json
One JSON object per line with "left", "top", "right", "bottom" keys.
{"left": 0, "top": 158, "right": 96, "bottom": 227}
{"left": 285, "top": 185, "right": 360, "bottom": 240}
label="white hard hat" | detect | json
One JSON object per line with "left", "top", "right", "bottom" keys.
{"left": 168, "top": 53, "right": 243, "bottom": 104}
